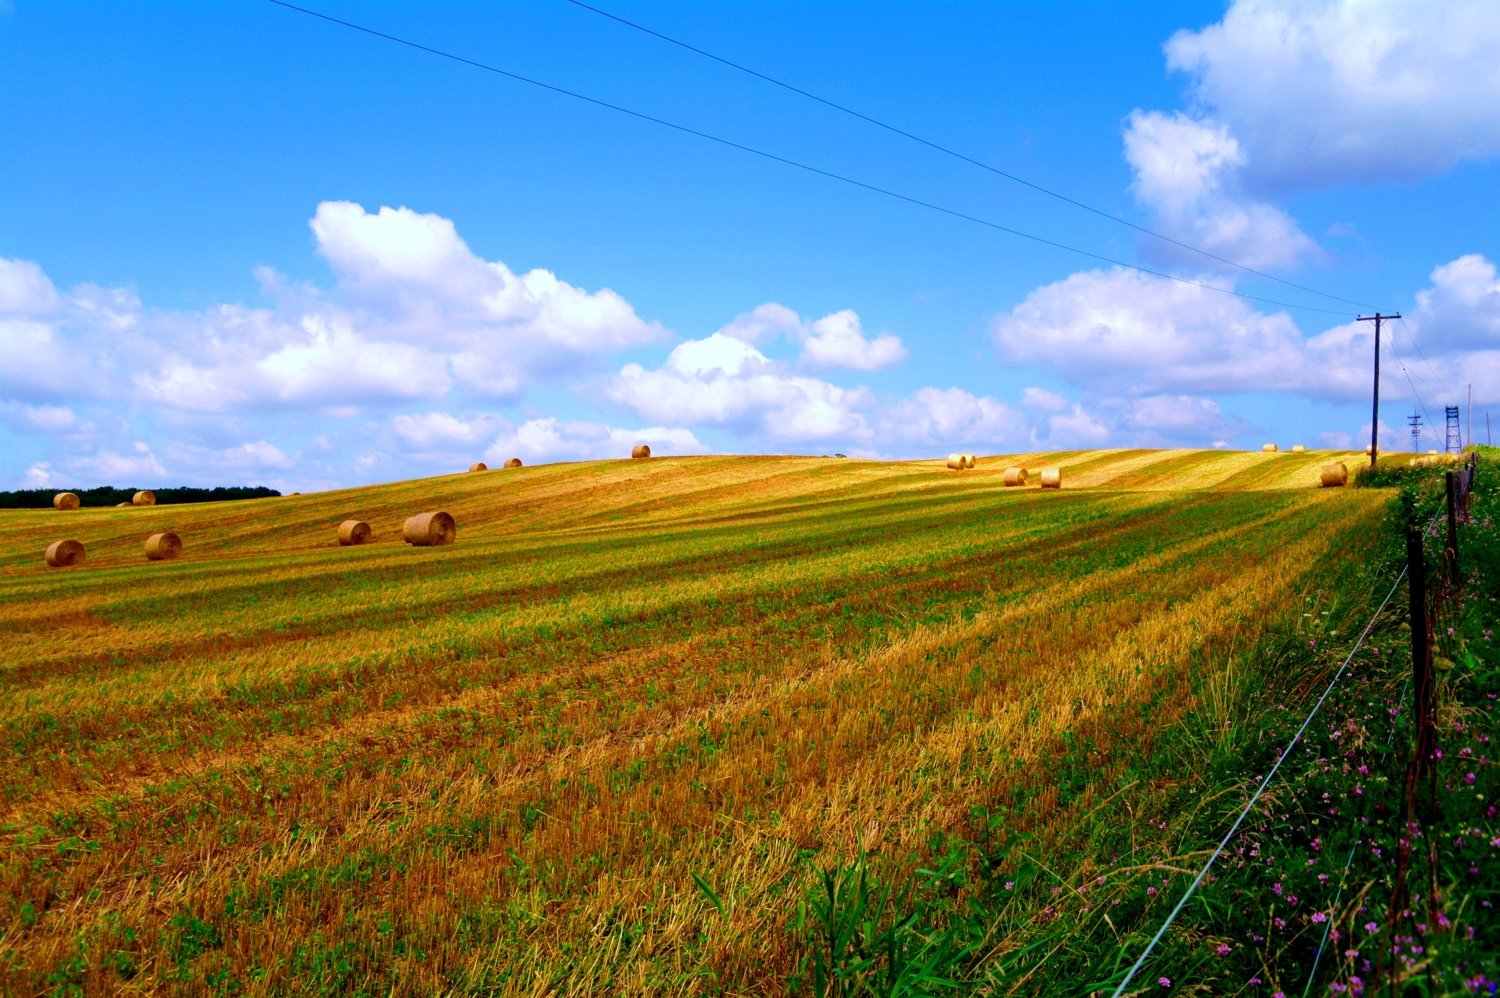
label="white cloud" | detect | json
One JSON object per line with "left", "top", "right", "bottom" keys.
{"left": 22, "top": 463, "right": 55, "bottom": 488}
{"left": 992, "top": 266, "right": 1305, "bottom": 394}
{"left": 711, "top": 302, "right": 906, "bottom": 371}
{"left": 163, "top": 440, "right": 296, "bottom": 472}
{"left": 0, "top": 258, "right": 61, "bottom": 315}
{"left": 1041, "top": 405, "right": 1112, "bottom": 449}
{"left": 7, "top": 203, "right": 670, "bottom": 418}
{"left": 1124, "top": 394, "right": 1236, "bottom": 436}
{"left": 1020, "top": 387, "right": 1070, "bottom": 412}
{"left": 392, "top": 411, "right": 509, "bottom": 447}
{"left": 665, "top": 332, "right": 773, "bottom": 378}
{"left": 876, "top": 387, "right": 1023, "bottom": 450}
{"left": 609, "top": 344, "right": 872, "bottom": 443}
{"left": 715, "top": 302, "right": 801, "bottom": 345}
{"left": 0, "top": 401, "right": 81, "bottom": 434}
{"left": 67, "top": 444, "right": 168, "bottom": 483}
{"left": 1165, "top": 0, "right": 1500, "bottom": 188}
{"left": 482, "top": 417, "right": 708, "bottom": 463}
{"left": 1123, "top": 110, "right": 1316, "bottom": 271}
{"left": 798, "top": 310, "right": 907, "bottom": 371}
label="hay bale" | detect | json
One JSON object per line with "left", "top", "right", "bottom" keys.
{"left": 1291, "top": 444, "right": 1306, "bottom": 453}
{"left": 1427, "top": 449, "right": 1438, "bottom": 455}
{"left": 962, "top": 453, "right": 978, "bottom": 469}
{"left": 946, "top": 453, "right": 966, "bottom": 470}
{"left": 45, "top": 539, "right": 86, "bottom": 567}
{"left": 468, "top": 462, "right": 488, "bottom": 473}
{"left": 132, "top": 490, "right": 156, "bottom": 506}
{"left": 1003, "top": 467, "right": 1028, "bottom": 486}
{"left": 1365, "top": 444, "right": 1378, "bottom": 456}
{"left": 144, "top": 532, "right": 182, "bottom": 561}
{"left": 1040, "top": 467, "right": 1062, "bottom": 489}
{"left": 337, "top": 519, "right": 373, "bottom": 546}
{"left": 504, "top": 457, "right": 523, "bottom": 468}
{"left": 115, "top": 502, "right": 133, "bottom": 508}
{"left": 53, "top": 492, "right": 80, "bottom": 510}
{"left": 403, "top": 510, "right": 455, "bottom": 547}
{"left": 1262, "top": 443, "right": 1278, "bottom": 453}
{"left": 1319, "top": 462, "right": 1348, "bottom": 488}
{"left": 631, "top": 444, "right": 651, "bottom": 459}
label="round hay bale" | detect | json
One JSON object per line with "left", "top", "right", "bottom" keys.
{"left": 962, "top": 453, "right": 977, "bottom": 469}
{"left": 504, "top": 457, "right": 523, "bottom": 468}
{"left": 53, "top": 492, "right": 80, "bottom": 510}
{"left": 337, "top": 519, "right": 373, "bottom": 546}
{"left": 468, "top": 462, "right": 488, "bottom": 473}
{"left": 45, "top": 539, "right": 86, "bottom": 567}
{"left": 1262, "top": 443, "right": 1278, "bottom": 453}
{"left": 403, "top": 510, "right": 455, "bottom": 547}
{"left": 132, "top": 490, "right": 156, "bottom": 506}
{"left": 115, "top": 502, "right": 133, "bottom": 508}
{"left": 1364, "top": 444, "right": 1378, "bottom": 456}
{"left": 1319, "top": 462, "right": 1348, "bottom": 488}
{"left": 1040, "top": 467, "right": 1062, "bottom": 489}
{"left": 1003, "top": 467, "right": 1028, "bottom": 486}
{"left": 1291, "top": 444, "right": 1306, "bottom": 453}
{"left": 946, "top": 453, "right": 966, "bottom": 470}
{"left": 631, "top": 444, "right": 651, "bottom": 459}
{"left": 1426, "top": 449, "right": 1438, "bottom": 455}
{"left": 144, "top": 532, "right": 182, "bottom": 561}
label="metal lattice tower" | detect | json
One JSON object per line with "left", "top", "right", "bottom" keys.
{"left": 1446, "top": 405, "right": 1462, "bottom": 453}
{"left": 1409, "top": 412, "right": 1423, "bottom": 451}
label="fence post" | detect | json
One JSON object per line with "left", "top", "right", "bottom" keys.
{"left": 1445, "top": 472, "right": 1461, "bottom": 588}
{"left": 1406, "top": 528, "right": 1434, "bottom": 776}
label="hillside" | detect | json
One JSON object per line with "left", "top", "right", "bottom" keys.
{"left": 0, "top": 448, "right": 1394, "bottom": 994}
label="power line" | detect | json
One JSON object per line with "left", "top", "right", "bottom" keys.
{"left": 1387, "top": 335, "right": 1438, "bottom": 450}
{"left": 265, "top": 0, "right": 1359, "bottom": 319}
{"left": 566, "top": 0, "right": 1385, "bottom": 314}
{"left": 1394, "top": 316, "right": 1448, "bottom": 396}
{"left": 1111, "top": 563, "right": 1411, "bottom": 996}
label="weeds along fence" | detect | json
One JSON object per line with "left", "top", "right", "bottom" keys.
{"left": 1112, "top": 451, "right": 1482, "bottom": 997}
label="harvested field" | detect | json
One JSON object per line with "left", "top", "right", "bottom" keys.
{"left": 0, "top": 449, "right": 1385, "bottom": 993}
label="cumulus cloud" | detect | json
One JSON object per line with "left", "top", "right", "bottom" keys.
{"left": 0, "top": 258, "right": 61, "bottom": 314}
{"left": 482, "top": 417, "right": 708, "bottom": 463}
{"left": 1165, "top": 0, "right": 1500, "bottom": 188}
{"left": 1123, "top": 110, "right": 1316, "bottom": 271}
{"left": 875, "top": 387, "right": 1023, "bottom": 450}
{"left": 26, "top": 202, "right": 668, "bottom": 418}
{"left": 798, "top": 310, "right": 908, "bottom": 371}
{"left": 993, "top": 266, "right": 1305, "bottom": 395}
{"left": 712, "top": 302, "right": 907, "bottom": 371}
{"left": 995, "top": 255, "right": 1500, "bottom": 413}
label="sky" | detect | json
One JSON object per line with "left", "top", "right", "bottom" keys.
{"left": 2, "top": 0, "right": 1498, "bottom": 492}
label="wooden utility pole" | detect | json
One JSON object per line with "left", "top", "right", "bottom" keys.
{"left": 1357, "top": 313, "right": 1400, "bottom": 468}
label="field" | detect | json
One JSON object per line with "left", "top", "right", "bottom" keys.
{"left": 0, "top": 448, "right": 1393, "bottom": 994}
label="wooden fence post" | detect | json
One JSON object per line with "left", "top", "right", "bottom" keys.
{"left": 1445, "top": 472, "right": 1461, "bottom": 589}
{"left": 1406, "top": 527, "right": 1435, "bottom": 776}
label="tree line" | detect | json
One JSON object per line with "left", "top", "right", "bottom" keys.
{"left": 1, "top": 486, "right": 281, "bottom": 509}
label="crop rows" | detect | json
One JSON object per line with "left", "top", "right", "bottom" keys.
{"left": 0, "top": 450, "right": 1383, "bottom": 993}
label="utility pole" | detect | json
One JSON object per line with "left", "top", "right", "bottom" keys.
{"left": 1446, "top": 406, "right": 1462, "bottom": 454}
{"left": 1358, "top": 313, "right": 1400, "bottom": 468}
{"left": 1409, "top": 412, "right": 1423, "bottom": 452}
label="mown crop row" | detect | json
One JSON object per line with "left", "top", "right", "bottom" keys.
{"left": 0, "top": 450, "right": 1383, "bottom": 993}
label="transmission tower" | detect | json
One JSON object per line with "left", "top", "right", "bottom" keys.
{"left": 1446, "top": 405, "right": 1462, "bottom": 454}
{"left": 1409, "top": 412, "right": 1423, "bottom": 452}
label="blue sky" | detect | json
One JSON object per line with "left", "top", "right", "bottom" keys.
{"left": 3, "top": 0, "right": 1498, "bottom": 491}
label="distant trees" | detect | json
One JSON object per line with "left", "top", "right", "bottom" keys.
{"left": 0, "top": 486, "right": 281, "bottom": 509}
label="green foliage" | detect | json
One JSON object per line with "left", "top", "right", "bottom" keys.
{"left": 0, "top": 485, "right": 280, "bottom": 508}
